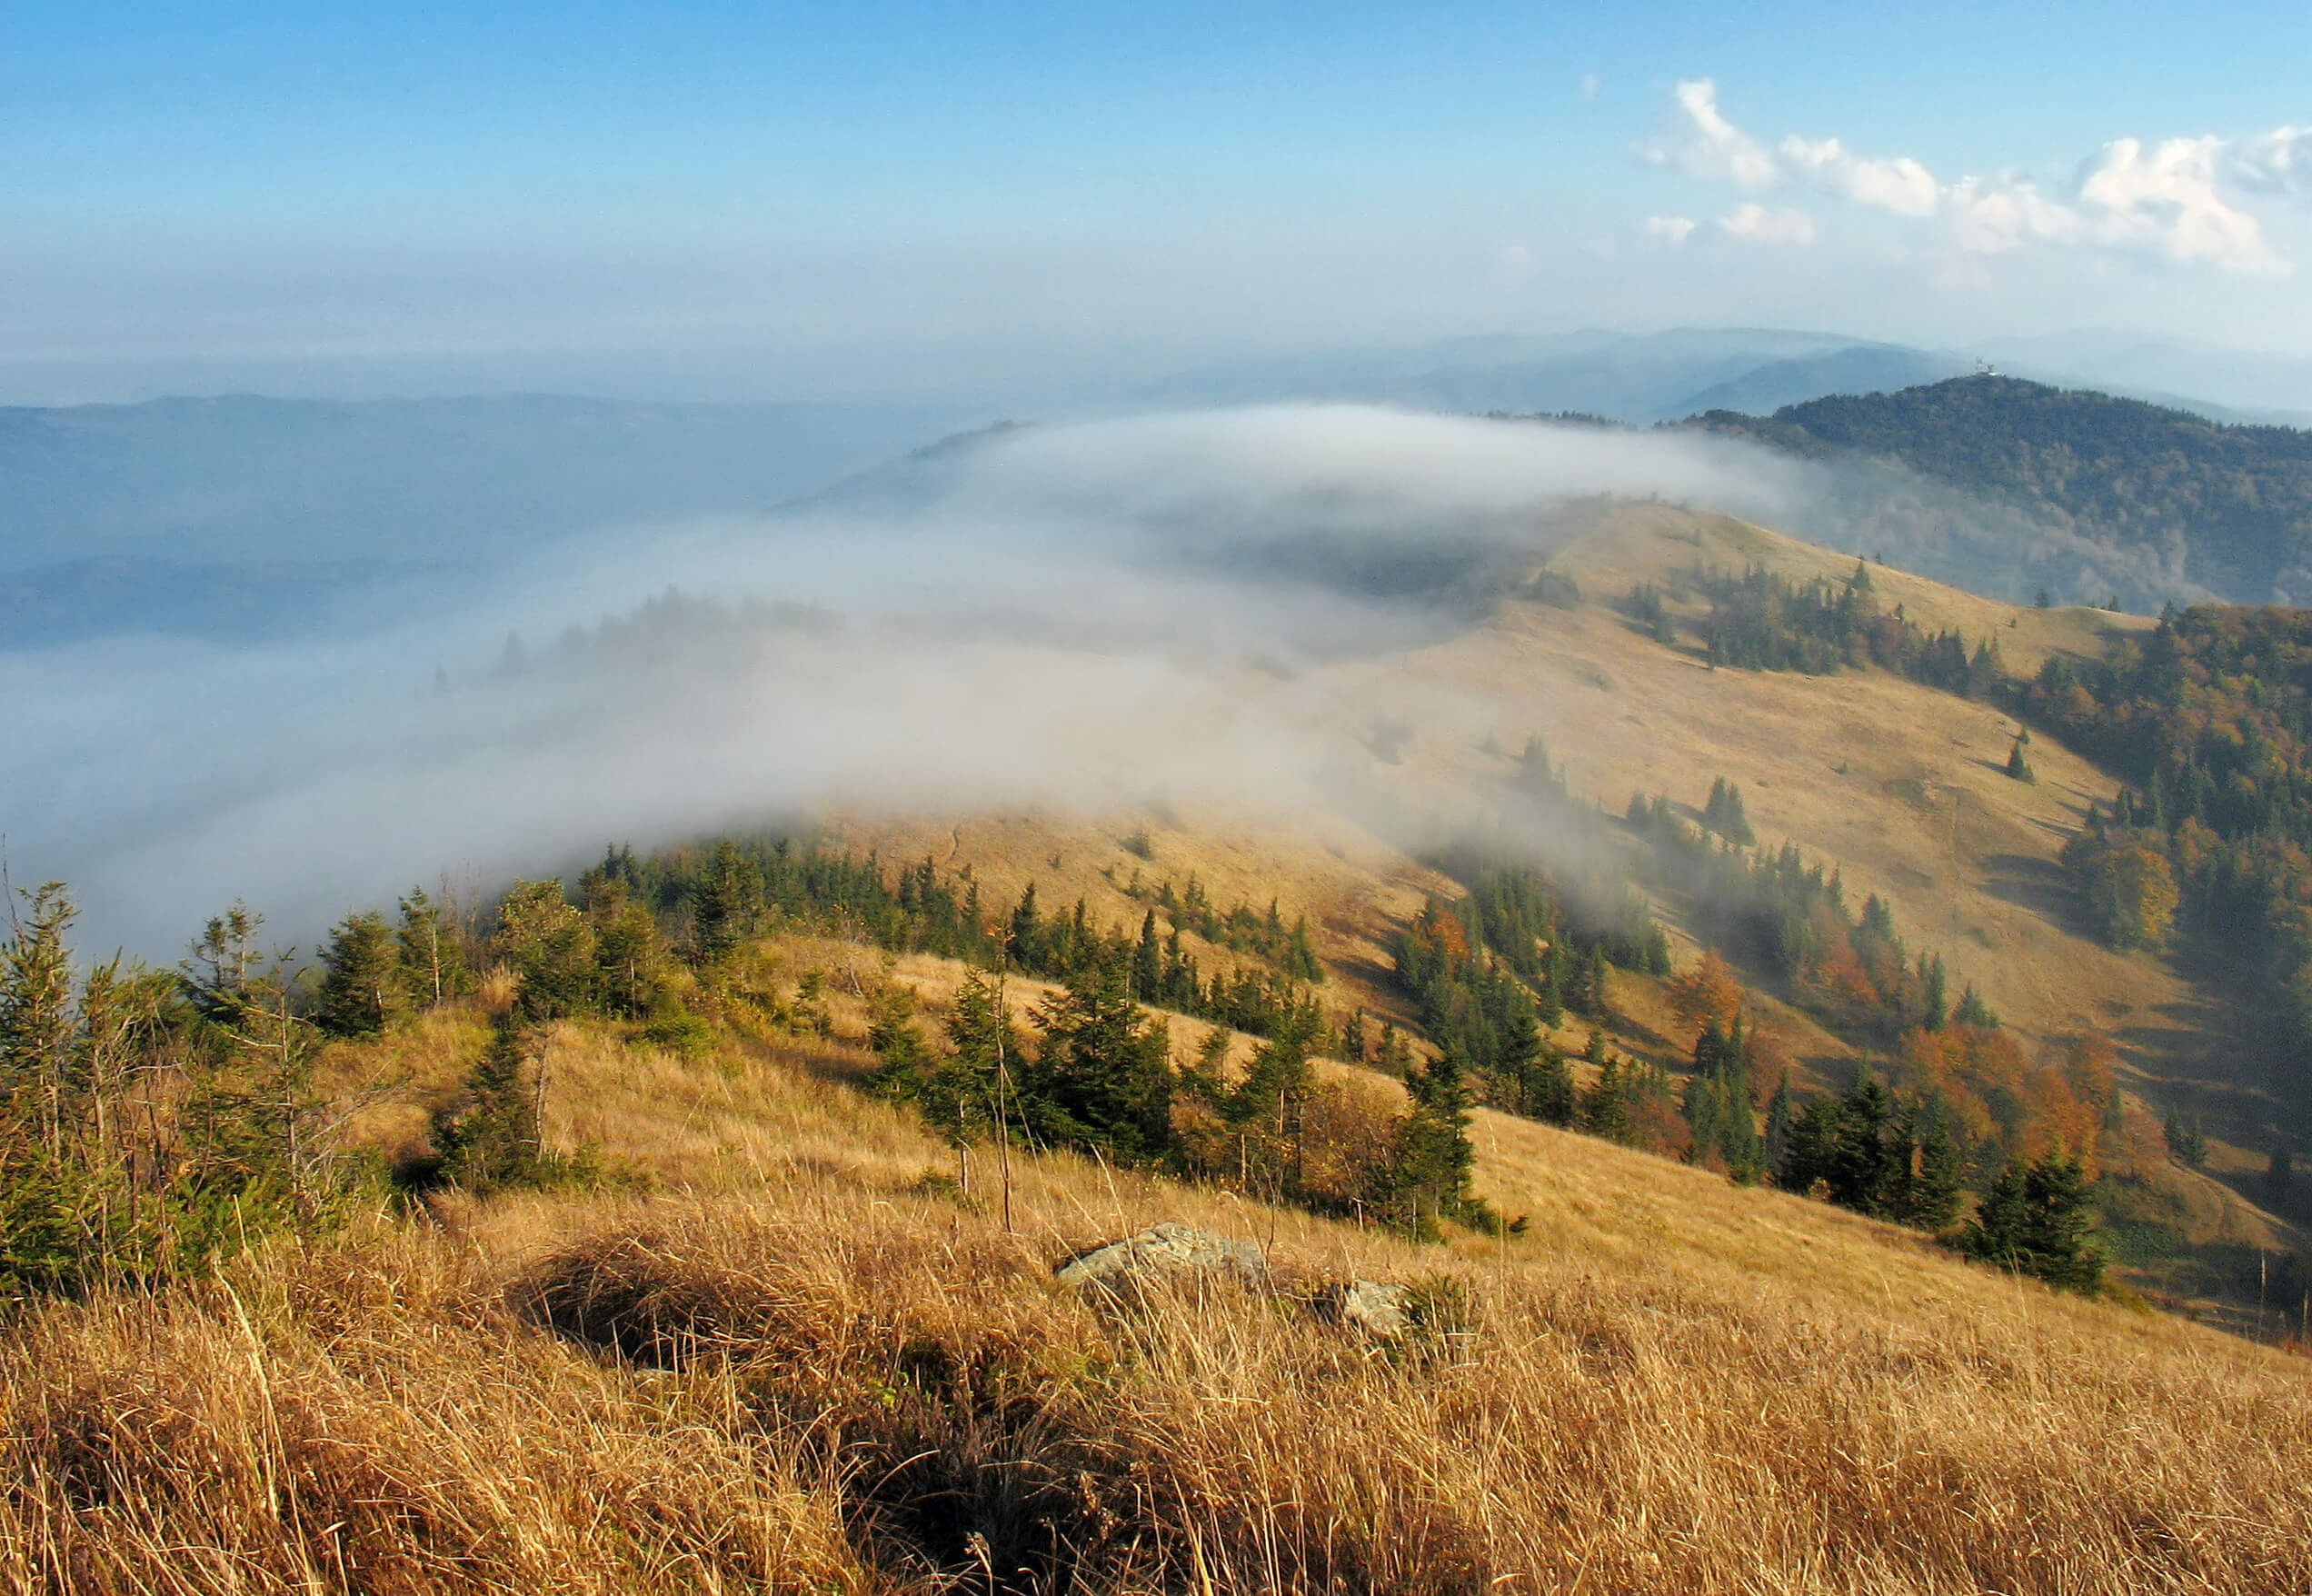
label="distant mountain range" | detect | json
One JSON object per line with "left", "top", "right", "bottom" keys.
{"left": 8, "top": 332, "right": 2312, "bottom": 647}
{"left": 1126, "top": 326, "right": 2312, "bottom": 430}
{"left": 1129, "top": 327, "right": 1968, "bottom": 423}
{"left": 0, "top": 394, "right": 979, "bottom": 646}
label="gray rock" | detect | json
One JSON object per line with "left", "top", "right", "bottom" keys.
{"left": 1054, "top": 1222, "right": 1270, "bottom": 1308}
{"left": 1319, "top": 1278, "right": 1415, "bottom": 1341}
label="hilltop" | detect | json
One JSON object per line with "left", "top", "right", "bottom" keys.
{"left": 1697, "top": 376, "right": 2312, "bottom": 607}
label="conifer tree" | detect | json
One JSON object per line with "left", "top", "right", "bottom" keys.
{"left": 1953, "top": 984, "right": 1998, "bottom": 1028}
{"left": 1025, "top": 954, "right": 1173, "bottom": 1163}
{"left": 433, "top": 1022, "right": 549, "bottom": 1192}
{"left": 1961, "top": 1153, "right": 2103, "bottom": 1292}
{"left": 0, "top": 883, "right": 83, "bottom": 1151}
{"left": 693, "top": 841, "right": 764, "bottom": 964}
{"left": 1895, "top": 1102, "right": 1964, "bottom": 1232}
{"left": 493, "top": 881, "right": 598, "bottom": 1022}
{"left": 396, "top": 887, "right": 472, "bottom": 1007}
{"left": 1581, "top": 1052, "right": 1630, "bottom": 1143}
{"left": 1131, "top": 910, "right": 1163, "bottom": 1003}
{"left": 315, "top": 911, "right": 405, "bottom": 1037}
{"left": 1391, "top": 1038, "right": 1476, "bottom": 1236}
{"left": 1007, "top": 883, "right": 1045, "bottom": 969}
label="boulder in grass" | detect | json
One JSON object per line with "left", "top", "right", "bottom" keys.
{"left": 1319, "top": 1278, "right": 1415, "bottom": 1342}
{"left": 1054, "top": 1222, "right": 1270, "bottom": 1309}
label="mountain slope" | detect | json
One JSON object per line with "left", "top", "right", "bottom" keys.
{"left": 812, "top": 499, "right": 2288, "bottom": 1314}
{"left": 7, "top": 953, "right": 2304, "bottom": 1594}
{"left": 1698, "top": 375, "right": 2312, "bottom": 604}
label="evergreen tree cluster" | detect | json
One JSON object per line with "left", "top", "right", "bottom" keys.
{"left": 1390, "top": 854, "right": 1669, "bottom": 1121}
{"left": 868, "top": 953, "right": 1492, "bottom": 1242}
{"left": 1106, "top": 871, "right": 1326, "bottom": 983}
{"left": 1627, "top": 789, "right": 1994, "bottom": 1044}
{"left": 1774, "top": 1072, "right": 1964, "bottom": 1232}
{"left": 0, "top": 887, "right": 384, "bottom": 1302}
{"left": 1960, "top": 1152, "right": 2106, "bottom": 1292}
{"left": 1682, "top": 1015, "right": 1766, "bottom": 1180}
{"left": 2025, "top": 606, "right": 2312, "bottom": 1077}
{"left": 1688, "top": 562, "right": 2008, "bottom": 694}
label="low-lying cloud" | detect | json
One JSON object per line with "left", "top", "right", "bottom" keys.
{"left": 3, "top": 405, "right": 1806, "bottom": 958}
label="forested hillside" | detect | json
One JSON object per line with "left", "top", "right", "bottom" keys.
{"left": 1697, "top": 377, "right": 2312, "bottom": 607}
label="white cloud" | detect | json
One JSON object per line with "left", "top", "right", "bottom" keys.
{"left": 1642, "top": 214, "right": 1698, "bottom": 245}
{"left": 2075, "top": 135, "right": 2282, "bottom": 274}
{"left": 2230, "top": 125, "right": 2312, "bottom": 197}
{"left": 1643, "top": 78, "right": 1779, "bottom": 187}
{"left": 1777, "top": 135, "right": 1941, "bottom": 218}
{"left": 1641, "top": 80, "right": 2300, "bottom": 275}
{"left": 1717, "top": 204, "right": 1817, "bottom": 247}
{"left": 1579, "top": 72, "right": 1602, "bottom": 102}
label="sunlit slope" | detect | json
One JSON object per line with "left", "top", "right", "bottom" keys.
{"left": 831, "top": 501, "right": 2287, "bottom": 1271}
{"left": 19, "top": 985, "right": 2300, "bottom": 1595}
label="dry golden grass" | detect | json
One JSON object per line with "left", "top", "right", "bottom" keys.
{"left": 6, "top": 985, "right": 2308, "bottom": 1595}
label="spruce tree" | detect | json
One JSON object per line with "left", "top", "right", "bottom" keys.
{"left": 434, "top": 1022, "right": 548, "bottom": 1192}
{"left": 1007, "top": 883, "right": 1045, "bottom": 969}
{"left": 1393, "top": 1039, "right": 1476, "bottom": 1236}
{"left": 396, "top": 887, "right": 471, "bottom": 1007}
{"left": 1962, "top": 1153, "right": 2103, "bottom": 1292}
{"left": 693, "top": 841, "right": 764, "bottom": 963}
{"left": 316, "top": 912, "right": 406, "bottom": 1037}
{"left": 493, "top": 881, "right": 598, "bottom": 1022}
{"left": 1025, "top": 955, "right": 1173, "bottom": 1163}
{"left": 1131, "top": 910, "right": 1163, "bottom": 1003}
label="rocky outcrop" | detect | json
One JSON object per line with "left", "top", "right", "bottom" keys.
{"left": 1053, "top": 1223, "right": 1270, "bottom": 1308}
{"left": 1317, "top": 1278, "right": 1415, "bottom": 1342}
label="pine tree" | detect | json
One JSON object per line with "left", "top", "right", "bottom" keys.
{"left": 1391, "top": 1039, "right": 1476, "bottom": 1236}
{"left": 1229, "top": 1004, "right": 1321, "bottom": 1201}
{"left": 315, "top": 912, "right": 406, "bottom": 1037}
{"left": 1131, "top": 910, "right": 1163, "bottom": 1003}
{"left": 1703, "top": 778, "right": 1758, "bottom": 846}
{"left": 693, "top": 841, "right": 764, "bottom": 964}
{"left": 1024, "top": 955, "right": 1173, "bottom": 1163}
{"left": 2005, "top": 736, "right": 2037, "bottom": 783}
{"left": 590, "top": 888, "right": 670, "bottom": 1019}
{"left": 0, "top": 883, "right": 83, "bottom": 1150}
{"left": 1762, "top": 1077, "right": 1796, "bottom": 1171}
{"left": 1581, "top": 1053, "right": 1630, "bottom": 1143}
{"left": 1953, "top": 985, "right": 1998, "bottom": 1028}
{"left": 1007, "top": 883, "right": 1045, "bottom": 969}
{"left": 396, "top": 887, "right": 472, "bottom": 1007}
{"left": 493, "top": 881, "right": 598, "bottom": 1022}
{"left": 433, "top": 1022, "right": 549, "bottom": 1192}
{"left": 1896, "top": 1103, "right": 1964, "bottom": 1232}
{"left": 1962, "top": 1153, "right": 2104, "bottom": 1292}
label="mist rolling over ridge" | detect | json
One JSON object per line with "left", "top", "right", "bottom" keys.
{"left": 4, "top": 406, "right": 1803, "bottom": 956}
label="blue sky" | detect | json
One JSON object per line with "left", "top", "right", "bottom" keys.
{"left": 9, "top": 2, "right": 2312, "bottom": 399}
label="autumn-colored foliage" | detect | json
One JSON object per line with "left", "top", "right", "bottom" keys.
{"left": 1669, "top": 949, "right": 1744, "bottom": 1037}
